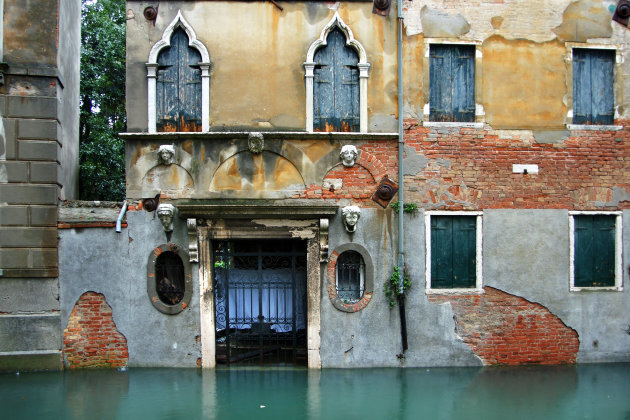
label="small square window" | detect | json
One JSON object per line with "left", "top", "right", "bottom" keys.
{"left": 429, "top": 44, "right": 476, "bottom": 123}
{"left": 572, "top": 48, "right": 614, "bottom": 125}
{"left": 426, "top": 213, "right": 482, "bottom": 292}
{"left": 570, "top": 213, "right": 622, "bottom": 291}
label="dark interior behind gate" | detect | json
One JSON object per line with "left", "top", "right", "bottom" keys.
{"left": 213, "top": 239, "right": 307, "bottom": 366}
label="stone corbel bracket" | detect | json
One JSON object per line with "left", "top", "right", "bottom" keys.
{"left": 319, "top": 218, "right": 329, "bottom": 262}
{"left": 187, "top": 218, "right": 199, "bottom": 263}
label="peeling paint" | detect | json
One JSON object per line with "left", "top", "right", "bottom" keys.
{"left": 533, "top": 130, "right": 570, "bottom": 144}
{"left": 553, "top": 0, "right": 613, "bottom": 42}
{"left": 420, "top": 6, "right": 470, "bottom": 38}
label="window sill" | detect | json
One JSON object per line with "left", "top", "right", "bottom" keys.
{"left": 570, "top": 286, "right": 623, "bottom": 292}
{"left": 566, "top": 124, "right": 622, "bottom": 131}
{"left": 426, "top": 288, "right": 484, "bottom": 295}
{"left": 423, "top": 121, "right": 484, "bottom": 129}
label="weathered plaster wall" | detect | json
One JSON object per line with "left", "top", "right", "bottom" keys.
{"left": 482, "top": 210, "right": 630, "bottom": 363}
{"left": 126, "top": 1, "right": 398, "bottom": 132}
{"left": 320, "top": 208, "right": 482, "bottom": 367}
{"left": 59, "top": 210, "right": 201, "bottom": 368}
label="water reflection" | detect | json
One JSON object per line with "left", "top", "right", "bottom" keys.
{"left": 1, "top": 364, "right": 629, "bottom": 420}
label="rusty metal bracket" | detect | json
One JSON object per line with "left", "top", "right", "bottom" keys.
{"left": 613, "top": 0, "right": 630, "bottom": 27}
{"left": 371, "top": 176, "right": 399, "bottom": 208}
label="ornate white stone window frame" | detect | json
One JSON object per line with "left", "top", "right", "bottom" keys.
{"left": 304, "top": 12, "right": 370, "bottom": 133}
{"left": 146, "top": 10, "right": 211, "bottom": 133}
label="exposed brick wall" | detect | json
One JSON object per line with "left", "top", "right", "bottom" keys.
{"left": 63, "top": 292, "right": 129, "bottom": 369}
{"left": 293, "top": 142, "right": 399, "bottom": 205}
{"left": 403, "top": 120, "right": 630, "bottom": 210}
{"left": 429, "top": 287, "right": 579, "bottom": 365}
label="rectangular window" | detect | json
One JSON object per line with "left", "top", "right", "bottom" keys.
{"left": 570, "top": 213, "right": 622, "bottom": 290}
{"left": 429, "top": 44, "right": 475, "bottom": 123}
{"left": 572, "top": 48, "right": 614, "bottom": 125}
{"left": 426, "top": 213, "right": 482, "bottom": 291}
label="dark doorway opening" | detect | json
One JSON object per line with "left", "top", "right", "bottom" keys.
{"left": 213, "top": 239, "right": 307, "bottom": 366}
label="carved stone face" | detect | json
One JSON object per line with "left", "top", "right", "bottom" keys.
{"left": 158, "top": 145, "right": 175, "bottom": 165}
{"left": 340, "top": 145, "right": 358, "bottom": 167}
{"left": 157, "top": 204, "right": 175, "bottom": 232}
{"left": 342, "top": 205, "right": 361, "bottom": 233}
{"left": 248, "top": 132, "right": 264, "bottom": 154}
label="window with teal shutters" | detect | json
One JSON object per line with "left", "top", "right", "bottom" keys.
{"left": 431, "top": 216, "right": 477, "bottom": 289}
{"left": 429, "top": 45, "right": 475, "bottom": 123}
{"left": 572, "top": 49, "right": 614, "bottom": 125}
{"left": 574, "top": 215, "right": 616, "bottom": 287}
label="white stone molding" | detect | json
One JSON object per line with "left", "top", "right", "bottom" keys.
{"left": 304, "top": 12, "right": 370, "bottom": 133}
{"left": 319, "top": 218, "right": 329, "bottom": 262}
{"left": 187, "top": 218, "right": 199, "bottom": 263}
{"left": 146, "top": 10, "right": 211, "bottom": 133}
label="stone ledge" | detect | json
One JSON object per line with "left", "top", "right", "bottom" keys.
{"left": 0, "top": 351, "right": 62, "bottom": 372}
{"left": 176, "top": 199, "right": 338, "bottom": 219}
{"left": 119, "top": 131, "right": 399, "bottom": 141}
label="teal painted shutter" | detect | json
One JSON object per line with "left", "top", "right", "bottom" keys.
{"left": 430, "top": 45, "right": 475, "bottom": 122}
{"left": 314, "top": 28, "right": 359, "bottom": 132}
{"left": 572, "top": 49, "right": 614, "bottom": 125}
{"left": 156, "top": 28, "right": 202, "bottom": 132}
{"left": 574, "top": 215, "right": 616, "bottom": 287}
{"left": 431, "top": 216, "right": 476, "bottom": 289}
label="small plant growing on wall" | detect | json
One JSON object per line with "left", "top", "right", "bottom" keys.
{"left": 384, "top": 266, "right": 411, "bottom": 308}
{"left": 390, "top": 201, "right": 419, "bottom": 214}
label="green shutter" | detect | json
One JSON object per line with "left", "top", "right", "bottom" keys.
{"left": 431, "top": 216, "right": 476, "bottom": 289}
{"left": 574, "top": 215, "right": 616, "bottom": 287}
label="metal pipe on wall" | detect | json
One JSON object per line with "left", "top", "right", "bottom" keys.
{"left": 396, "top": 0, "right": 408, "bottom": 353}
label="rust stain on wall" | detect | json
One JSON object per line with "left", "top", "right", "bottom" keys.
{"left": 482, "top": 36, "right": 567, "bottom": 129}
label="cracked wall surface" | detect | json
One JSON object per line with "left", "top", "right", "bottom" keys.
{"left": 429, "top": 287, "right": 580, "bottom": 365}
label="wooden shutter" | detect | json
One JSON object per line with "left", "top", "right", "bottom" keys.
{"left": 431, "top": 216, "right": 476, "bottom": 289}
{"left": 313, "top": 28, "right": 359, "bottom": 132}
{"left": 574, "top": 215, "right": 616, "bottom": 287}
{"left": 156, "top": 28, "right": 202, "bottom": 132}
{"left": 430, "top": 45, "right": 475, "bottom": 123}
{"left": 572, "top": 49, "right": 614, "bottom": 125}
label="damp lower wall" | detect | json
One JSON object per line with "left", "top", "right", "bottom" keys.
{"left": 57, "top": 206, "right": 630, "bottom": 368}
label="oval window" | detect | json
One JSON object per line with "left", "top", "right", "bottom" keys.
{"left": 147, "top": 243, "right": 192, "bottom": 315}
{"left": 156, "top": 251, "right": 185, "bottom": 305}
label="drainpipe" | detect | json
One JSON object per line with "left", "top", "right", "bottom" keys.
{"left": 396, "top": 0, "right": 408, "bottom": 353}
{"left": 116, "top": 200, "right": 128, "bottom": 233}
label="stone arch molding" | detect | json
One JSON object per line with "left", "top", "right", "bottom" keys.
{"left": 304, "top": 12, "right": 370, "bottom": 133}
{"left": 146, "top": 10, "right": 212, "bottom": 133}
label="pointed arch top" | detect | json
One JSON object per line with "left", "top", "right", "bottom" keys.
{"left": 148, "top": 10, "right": 210, "bottom": 64}
{"left": 306, "top": 12, "right": 367, "bottom": 64}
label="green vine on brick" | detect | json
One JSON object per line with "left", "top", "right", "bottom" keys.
{"left": 390, "top": 201, "right": 419, "bottom": 214}
{"left": 384, "top": 266, "right": 411, "bottom": 308}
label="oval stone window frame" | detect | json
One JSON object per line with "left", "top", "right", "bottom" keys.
{"left": 147, "top": 243, "right": 193, "bottom": 315}
{"left": 327, "top": 243, "right": 374, "bottom": 313}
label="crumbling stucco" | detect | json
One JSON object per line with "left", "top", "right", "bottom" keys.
{"left": 420, "top": 6, "right": 470, "bottom": 38}
{"left": 482, "top": 36, "right": 567, "bottom": 129}
{"left": 553, "top": 0, "right": 613, "bottom": 42}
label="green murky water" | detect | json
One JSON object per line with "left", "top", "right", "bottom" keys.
{"left": 2, "top": 364, "right": 630, "bottom": 419}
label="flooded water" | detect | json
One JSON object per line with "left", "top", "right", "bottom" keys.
{"left": 2, "top": 364, "right": 630, "bottom": 420}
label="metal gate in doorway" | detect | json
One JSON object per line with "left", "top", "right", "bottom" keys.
{"left": 213, "top": 239, "right": 307, "bottom": 366}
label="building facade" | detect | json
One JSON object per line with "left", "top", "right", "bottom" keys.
{"left": 0, "top": 0, "right": 80, "bottom": 371}
{"left": 55, "top": 0, "right": 630, "bottom": 369}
